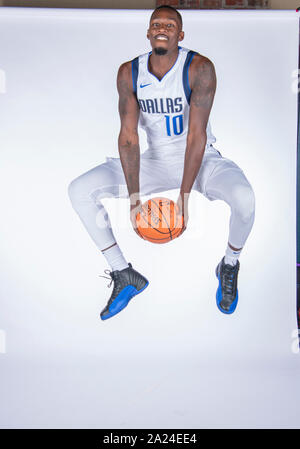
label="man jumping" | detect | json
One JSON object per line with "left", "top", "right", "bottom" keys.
{"left": 68, "top": 5, "right": 255, "bottom": 319}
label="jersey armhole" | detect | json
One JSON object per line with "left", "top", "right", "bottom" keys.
{"left": 131, "top": 57, "right": 139, "bottom": 94}
{"left": 182, "top": 51, "right": 197, "bottom": 105}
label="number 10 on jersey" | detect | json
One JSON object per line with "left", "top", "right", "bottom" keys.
{"left": 164, "top": 114, "right": 183, "bottom": 137}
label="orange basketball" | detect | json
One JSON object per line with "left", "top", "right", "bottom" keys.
{"left": 135, "top": 197, "right": 184, "bottom": 244}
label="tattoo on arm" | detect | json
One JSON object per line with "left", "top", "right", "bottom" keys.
{"left": 190, "top": 58, "right": 216, "bottom": 110}
{"left": 118, "top": 79, "right": 132, "bottom": 117}
{"left": 119, "top": 142, "right": 140, "bottom": 195}
{"left": 180, "top": 58, "right": 216, "bottom": 196}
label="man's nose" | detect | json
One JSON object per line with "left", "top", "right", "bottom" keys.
{"left": 158, "top": 23, "right": 168, "bottom": 32}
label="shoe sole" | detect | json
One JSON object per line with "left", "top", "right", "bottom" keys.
{"left": 100, "top": 281, "right": 149, "bottom": 320}
{"left": 215, "top": 270, "right": 238, "bottom": 315}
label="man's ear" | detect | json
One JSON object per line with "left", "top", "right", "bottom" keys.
{"left": 178, "top": 31, "right": 184, "bottom": 42}
{"left": 147, "top": 29, "right": 150, "bottom": 40}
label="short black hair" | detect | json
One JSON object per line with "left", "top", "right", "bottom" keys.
{"left": 151, "top": 5, "right": 183, "bottom": 29}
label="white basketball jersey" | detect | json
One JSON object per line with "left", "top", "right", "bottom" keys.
{"left": 132, "top": 46, "right": 216, "bottom": 159}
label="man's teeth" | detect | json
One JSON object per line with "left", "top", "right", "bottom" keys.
{"left": 156, "top": 35, "right": 168, "bottom": 40}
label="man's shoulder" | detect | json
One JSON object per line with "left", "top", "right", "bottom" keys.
{"left": 117, "top": 60, "right": 134, "bottom": 85}
{"left": 118, "top": 52, "right": 150, "bottom": 80}
{"left": 190, "top": 52, "right": 214, "bottom": 68}
{"left": 119, "top": 51, "right": 148, "bottom": 69}
{"left": 179, "top": 47, "right": 214, "bottom": 71}
{"left": 118, "top": 60, "right": 132, "bottom": 74}
{"left": 189, "top": 52, "right": 216, "bottom": 84}
{"left": 188, "top": 52, "right": 216, "bottom": 91}
{"left": 117, "top": 54, "right": 145, "bottom": 91}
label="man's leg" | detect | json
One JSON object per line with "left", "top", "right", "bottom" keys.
{"left": 201, "top": 157, "right": 255, "bottom": 314}
{"left": 68, "top": 160, "right": 148, "bottom": 320}
{"left": 68, "top": 154, "right": 178, "bottom": 320}
{"left": 204, "top": 166, "right": 255, "bottom": 257}
{"left": 68, "top": 162, "right": 129, "bottom": 271}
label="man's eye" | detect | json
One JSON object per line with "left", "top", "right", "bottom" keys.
{"left": 167, "top": 24, "right": 174, "bottom": 27}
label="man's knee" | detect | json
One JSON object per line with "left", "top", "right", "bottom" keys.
{"left": 68, "top": 171, "right": 98, "bottom": 208}
{"left": 231, "top": 183, "right": 255, "bottom": 223}
{"left": 68, "top": 165, "right": 119, "bottom": 207}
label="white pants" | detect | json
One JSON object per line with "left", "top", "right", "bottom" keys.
{"left": 68, "top": 146, "right": 255, "bottom": 251}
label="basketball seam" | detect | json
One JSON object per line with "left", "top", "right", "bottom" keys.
{"left": 136, "top": 197, "right": 183, "bottom": 243}
{"left": 137, "top": 209, "right": 173, "bottom": 235}
{"left": 151, "top": 198, "right": 173, "bottom": 241}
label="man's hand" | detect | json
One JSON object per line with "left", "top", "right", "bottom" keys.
{"left": 130, "top": 195, "right": 142, "bottom": 237}
{"left": 176, "top": 192, "right": 189, "bottom": 236}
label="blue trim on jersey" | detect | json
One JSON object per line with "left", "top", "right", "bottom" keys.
{"left": 132, "top": 57, "right": 139, "bottom": 94}
{"left": 183, "top": 50, "right": 196, "bottom": 105}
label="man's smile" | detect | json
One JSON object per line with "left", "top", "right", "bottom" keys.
{"left": 155, "top": 34, "right": 169, "bottom": 41}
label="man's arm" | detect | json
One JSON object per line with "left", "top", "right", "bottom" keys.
{"left": 117, "top": 62, "right": 141, "bottom": 229}
{"left": 178, "top": 54, "right": 217, "bottom": 229}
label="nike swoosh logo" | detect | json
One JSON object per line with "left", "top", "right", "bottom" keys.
{"left": 140, "top": 83, "right": 152, "bottom": 88}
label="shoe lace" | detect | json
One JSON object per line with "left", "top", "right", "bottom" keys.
{"left": 222, "top": 265, "right": 237, "bottom": 296}
{"left": 99, "top": 269, "right": 114, "bottom": 288}
{"left": 99, "top": 269, "right": 123, "bottom": 303}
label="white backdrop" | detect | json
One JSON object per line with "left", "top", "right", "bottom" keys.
{"left": 0, "top": 7, "right": 299, "bottom": 429}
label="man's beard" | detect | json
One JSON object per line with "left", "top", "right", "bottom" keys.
{"left": 154, "top": 47, "right": 168, "bottom": 56}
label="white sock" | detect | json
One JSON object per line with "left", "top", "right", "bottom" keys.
{"left": 224, "top": 244, "right": 242, "bottom": 266}
{"left": 101, "top": 243, "right": 129, "bottom": 272}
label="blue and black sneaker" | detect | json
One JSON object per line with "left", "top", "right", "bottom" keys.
{"left": 100, "top": 263, "right": 149, "bottom": 320}
{"left": 215, "top": 257, "right": 240, "bottom": 314}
